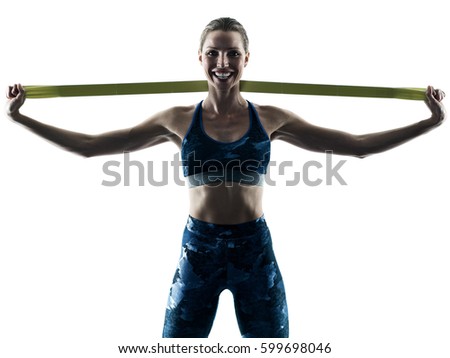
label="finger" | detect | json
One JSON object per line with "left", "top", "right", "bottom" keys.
{"left": 11, "top": 84, "right": 18, "bottom": 97}
{"left": 18, "top": 83, "right": 26, "bottom": 97}
{"left": 426, "top": 85, "right": 443, "bottom": 104}
{"left": 6, "top": 84, "right": 22, "bottom": 99}
{"left": 6, "top": 86, "right": 13, "bottom": 99}
{"left": 12, "top": 84, "right": 24, "bottom": 98}
{"left": 434, "top": 89, "right": 445, "bottom": 102}
{"left": 7, "top": 85, "right": 17, "bottom": 99}
{"left": 426, "top": 86, "right": 435, "bottom": 103}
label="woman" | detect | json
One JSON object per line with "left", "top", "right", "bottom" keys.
{"left": 5, "top": 18, "right": 446, "bottom": 338}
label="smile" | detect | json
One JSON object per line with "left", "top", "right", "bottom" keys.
{"left": 214, "top": 72, "right": 232, "bottom": 80}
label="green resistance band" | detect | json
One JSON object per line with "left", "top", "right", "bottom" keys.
{"left": 24, "top": 80, "right": 426, "bottom": 101}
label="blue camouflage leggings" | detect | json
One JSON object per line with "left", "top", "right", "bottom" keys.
{"left": 162, "top": 215, "right": 289, "bottom": 338}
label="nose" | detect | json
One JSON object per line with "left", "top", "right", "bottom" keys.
{"left": 216, "top": 54, "right": 229, "bottom": 69}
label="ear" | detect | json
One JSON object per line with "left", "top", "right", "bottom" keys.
{"left": 244, "top": 52, "right": 250, "bottom": 67}
{"left": 198, "top": 50, "right": 203, "bottom": 65}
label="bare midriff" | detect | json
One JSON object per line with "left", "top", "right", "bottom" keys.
{"left": 188, "top": 183, "right": 264, "bottom": 224}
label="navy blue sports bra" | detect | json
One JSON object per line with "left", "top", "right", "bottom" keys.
{"left": 181, "top": 101, "right": 271, "bottom": 187}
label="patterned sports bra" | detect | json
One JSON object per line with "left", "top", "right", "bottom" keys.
{"left": 181, "top": 101, "right": 271, "bottom": 187}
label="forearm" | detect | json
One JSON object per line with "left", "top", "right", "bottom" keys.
{"left": 9, "top": 112, "right": 95, "bottom": 157}
{"left": 357, "top": 117, "right": 441, "bottom": 157}
{"left": 358, "top": 86, "right": 446, "bottom": 157}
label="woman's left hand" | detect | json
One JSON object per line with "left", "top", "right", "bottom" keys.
{"left": 425, "top": 85, "right": 446, "bottom": 126}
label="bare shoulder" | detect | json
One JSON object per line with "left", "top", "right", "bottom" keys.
{"left": 251, "top": 103, "right": 301, "bottom": 138}
{"left": 164, "top": 104, "right": 196, "bottom": 133}
{"left": 140, "top": 104, "right": 197, "bottom": 147}
{"left": 147, "top": 104, "right": 195, "bottom": 125}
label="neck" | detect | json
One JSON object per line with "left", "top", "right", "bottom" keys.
{"left": 203, "top": 84, "right": 247, "bottom": 115}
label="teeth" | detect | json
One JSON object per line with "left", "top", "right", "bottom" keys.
{"left": 215, "top": 72, "right": 231, "bottom": 79}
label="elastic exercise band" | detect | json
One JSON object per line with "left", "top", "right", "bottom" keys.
{"left": 24, "top": 81, "right": 426, "bottom": 100}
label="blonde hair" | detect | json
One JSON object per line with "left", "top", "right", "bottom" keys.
{"left": 199, "top": 17, "right": 249, "bottom": 53}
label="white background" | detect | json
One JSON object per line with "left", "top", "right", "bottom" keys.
{"left": 1, "top": 0, "right": 449, "bottom": 357}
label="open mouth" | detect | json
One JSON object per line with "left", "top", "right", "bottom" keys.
{"left": 214, "top": 72, "right": 232, "bottom": 80}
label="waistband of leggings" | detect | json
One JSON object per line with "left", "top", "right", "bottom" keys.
{"left": 186, "top": 215, "right": 268, "bottom": 239}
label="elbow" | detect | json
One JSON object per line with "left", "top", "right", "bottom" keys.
{"left": 75, "top": 134, "right": 127, "bottom": 158}
{"left": 74, "top": 135, "right": 100, "bottom": 158}
{"left": 329, "top": 135, "right": 380, "bottom": 159}
{"left": 354, "top": 153, "right": 369, "bottom": 159}
{"left": 78, "top": 150, "right": 96, "bottom": 158}
{"left": 68, "top": 147, "right": 96, "bottom": 158}
{"left": 354, "top": 135, "right": 377, "bottom": 159}
{"left": 354, "top": 149, "right": 371, "bottom": 159}
{"left": 349, "top": 135, "right": 373, "bottom": 159}
{"left": 352, "top": 153, "right": 370, "bottom": 159}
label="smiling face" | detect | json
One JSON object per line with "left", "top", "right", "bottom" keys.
{"left": 199, "top": 30, "right": 249, "bottom": 91}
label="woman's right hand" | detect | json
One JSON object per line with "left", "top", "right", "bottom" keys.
{"left": 6, "top": 83, "right": 26, "bottom": 117}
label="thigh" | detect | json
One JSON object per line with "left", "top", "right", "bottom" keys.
{"left": 233, "top": 265, "right": 289, "bottom": 338}
{"left": 163, "top": 283, "right": 221, "bottom": 338}
{"left": 162, "top": 229, "right": 225, "bottom": 338}
{"left": 231, "top": 231, "right": 289, "bottom": 338}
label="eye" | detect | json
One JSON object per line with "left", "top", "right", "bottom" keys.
{"left": 206, "top": 50, "right": 218, "bottom": 57}
{"left": 228, "top": 50, "right": 241, "bottom": 57}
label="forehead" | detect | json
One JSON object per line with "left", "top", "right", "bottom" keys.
{"left": 202, "top": 30, "right": 245, "bottom": 50}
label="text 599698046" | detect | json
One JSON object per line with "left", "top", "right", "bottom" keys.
{"left": 259, "top": 342, "right": 331, "bottom": 354}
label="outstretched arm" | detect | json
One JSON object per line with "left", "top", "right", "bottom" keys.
{"left": 5, "top": 84, "right": 175, "bottom": 157}
{"left": 272, "top": 86, "right": 446, "bottom": 158}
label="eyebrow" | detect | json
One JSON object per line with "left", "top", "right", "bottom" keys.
{"left": 205, "top": 47, "right": 241, "bottom": 51}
